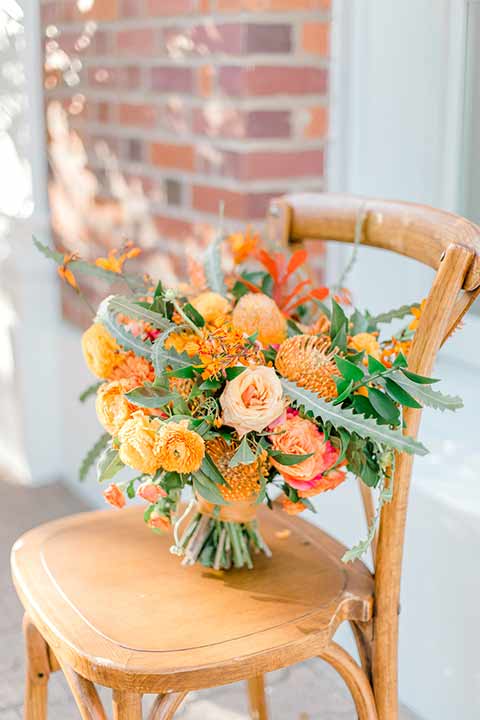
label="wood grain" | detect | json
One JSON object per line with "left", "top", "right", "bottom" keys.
{"left": 23, "top": 614, "right": 50, "bottom": 720}
{"left": 247, "top": 675, "right": 269, "bottom": 720}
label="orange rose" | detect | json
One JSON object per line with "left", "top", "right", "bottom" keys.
{"left": 137, "top": 481, "right": 166, "bottom": 503}
{"left": 81, "top": 323, "right": 121, "bottom": 379}
{"left": 220, "top": 366, "right": 284, "bottom": 436}
{"left": 191, "top": 291, "right": 231, "bottom": 326}
{"left": 270, "top": 413, "right": 342, "bottom": 491}
{"left": 298, "top": 467, "right": 347, "bottom": 497}
{"left": 103, "top": 483, "right": 125, "bottom": 509}
{"left": 95, "top": 379, "right": 136, "bottom": 436}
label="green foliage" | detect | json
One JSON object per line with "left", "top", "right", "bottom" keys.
{"left": 342, "top": 471, "right": 393, "bottom": 563}
{"left": 280, "top": 378, "right": 428, "bottom": 455}
{"left": 225, "top": 366, "right": 247, "bottom": 380}
{"left": 269, "top": 450, "right": 314, "bottom": 466}
{"left": 203, "top": 207, "right": 227, "bottom": 296}
{"left": 96, "top": 444, "right": 124, "bottom": 483}
{"left": 125, "top": 384, "right": 180, "bottom": 408}
{"left": 335, "top": 355, "right": 364, "bottom": 382}
{"left": 96, "top": 296, "right": 153, "bottom": 358}
{"left": 329, "top": 299, "right": 348, "bottom": 351}
{"left": 100, "top": 295, "right": 171, "bottom": 329}
{"left": 391, "top": 372, "right": 463, "bottom": 411}
{"left": 192, "top": 472, "right": 228, "bottom": 505}
{"left": 33, "top": 237, "right": 63, "bottom": 263}
{"left": 229, "top": 434, "right": 257, "bottom": 467}
{"left": 183, "top": 303, "right": 205, "bottom": 327}
{"left": 201, "top": 453, "right": 227, "bottom": 486}
{"left": 369, "top": 303, "right": 420, "bottom": 326}
{"left": 384, "top": 378, "right": 422, "bottom": 409}
{"left": 367, "top": 387, "right": 400, "bottom": 426}
{"left": 78, "top": 381, "right": 102, "bottom": 403}
{"left": 151, "top": 327, "right": 198, "bottom": 382}
{"left": 78, "top": 433, "right": 109, "bottom": 481}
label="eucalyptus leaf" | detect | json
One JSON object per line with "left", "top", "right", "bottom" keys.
{"left": 97, "top": 446, "right": 124, "bottom": 483}
{"left": 203, "top": 209, "right": 227, "bottom": 295}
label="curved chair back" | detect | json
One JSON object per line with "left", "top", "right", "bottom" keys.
{"left": 268, "top": 192, "right": 480, "bottom": 716}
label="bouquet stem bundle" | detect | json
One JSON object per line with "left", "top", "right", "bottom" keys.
{"left": 177, "top": 499, "right": 271, "bottom": 570}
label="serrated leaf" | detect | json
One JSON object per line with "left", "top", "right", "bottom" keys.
{"left": 96, "top": 296, "right": 154, "bottom": 358}
{"left": 391, "top": 372, "right": 463, "bottom": 411}
{"left": 369, "top": 303, "right": 420, "bottom": 325}
{"left": 400, "top": 368, "right": 440, "bottom": 384}
{"left": 335, "top": 356, "right": 364, "bottom": 382}
{"left": 125, "top": 384, "right": 179, "bottom": 408}
{"left": 384, "top": 378, "right": 422, "bottom": 409}
{"left": 79, "top": 381, "right": 102, "bottom": 403}
{"left": 152, "top": 333, "right": 198, "bottom": 381}
{"left": 78, "top": 433, "right": 109, "bottom": 481}
{"left": 33, "top": 236, "right": 64, "bottom": 263}
{"left": 280, "top": 378, "right": 428, "bottom": 456}
{"left": 368, "top": 387, "right": 400, "bottom": 425}
{"left": 97, "top": 445, "right": 124, "bottom": 483}
{"left": 269, "top": 450, "right": 314, "bottom": 466}
{"left": 203, "top": 219, "right": 227, "bottom": 296}
{"left": 229, "top": 435, "right": 256, "bottom": 467}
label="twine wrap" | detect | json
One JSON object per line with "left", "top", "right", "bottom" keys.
{"left": 196, "top": 495, "right": 258, "bottom": 523}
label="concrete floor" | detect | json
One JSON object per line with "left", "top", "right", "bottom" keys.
{"left": 0, "top": 475, "right": 418, "bottom": 719}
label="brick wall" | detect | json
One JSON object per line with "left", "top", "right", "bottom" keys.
{"left": 41, "top": 0, "right": 331, "bottom": 271}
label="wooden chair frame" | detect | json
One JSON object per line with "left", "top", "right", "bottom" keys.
{"left": 16, "top": 193, "right": 480, "bottom": 720}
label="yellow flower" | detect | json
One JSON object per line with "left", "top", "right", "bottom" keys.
{"left": 409, "top": 299, "right": 426, "bottom": 331}
{"left": 165, "top": 331, "right": 201, "bottom": 358}
{"left": 95, "top": 379, "right": 137, "bottom": 436}
{"left": 191, "top": 291, "right": 231, "bottom": 326}
{"left": 81, "top": 323, "right": 121, "bottom": 379}
{"left": 232, "top": 292, "right": 287, "bottom": 347}
{"left": 156, "top": 420, "right": 205, "bottom": 473}
{"left": 118, "top": 411, "right": 163, "bottom": 476}
{"left": 349, "top": 332, "right": 381, "bottom": 361}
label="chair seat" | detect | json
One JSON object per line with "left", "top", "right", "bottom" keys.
{"left": 11, "top": 505, "right": 373, "bottom": 693}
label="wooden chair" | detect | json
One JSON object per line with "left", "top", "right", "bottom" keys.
{"left": 11, "top": 193, "right": 480, "bottom": 720}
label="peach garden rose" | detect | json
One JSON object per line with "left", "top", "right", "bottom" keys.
{"left": 220, "top": 366, "right": 285, "bottom": 437}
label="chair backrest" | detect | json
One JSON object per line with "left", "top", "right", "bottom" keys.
{"left": 268, "top": 192, "right": 480, "bottom": 659}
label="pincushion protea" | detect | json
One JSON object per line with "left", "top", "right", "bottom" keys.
{"left": 275, "top": 335, "right": 340, "bottom": 400}
{"left": 206, "top": 437, "right": 269, "bottom": 502}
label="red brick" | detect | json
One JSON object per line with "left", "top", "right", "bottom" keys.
{"left": 245, "top": 24, "right": 291, "bottom": 53}
{"left": 219, "top": 66, "right": 327, "bottom": 96}
{"left": 192, "top": 185, "right": 277, "bottom": 219}
{"left": 158, "top": 100, "right": 191, "bottom": 135}
{"left": 246, "top": 110, "right": 291, "bottom": 138}
{"left": 98, "top": 102, "right": 111, "bottom": 123}
{"left": 304, "top": 106, "right": 328, "bottom": 137}
{"left": 302, "top": 22, "right": 329, "bottom": 55}
{"left": 80, "top": 0, "right": 119, "bottom": 21}
{"left": 119, "top": 103, "right": 156, "bottom": 127}
{"left": 151, "top": 67, "right": 194, "bottom": 93}
{"left": 198, "top": 149, "right": 323, "bottom": 180}
{"left": 197, "top": 65, "right": 215, "bottom": 97}
{"left": 120, "top": 0, "right": 143, "bottom": 15}
{"left": 193, "top": 108, "right": 290, "bottom": 139}
{"left": 154, "top": 215, "right": 192, "bottom": 239}
{"left": 147, "top": 0, "right": 195, "bottom": 14}
{"left": 117, "top": 28, "right": 156, "bottom": 56}
{"left": 120, "top": 66, "right": 142, "bottom": 89}
{"left": 163, "top": 23, "right": 290, "bottom": 57}
{"left": 88, "top": 66, "right": 118, "bottom": 88}
{"left": 218, "top": 0, "right": 330, "bottom": 10}
{"left": 151, "top": 142, "right": 195, "bottom": 171}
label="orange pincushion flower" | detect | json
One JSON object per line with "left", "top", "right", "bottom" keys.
{"left": 108, "top": 351, "right": 155, "bottom": 384}
{"left": 95, "top": 378, "right": 137, "bottom": 436}
{"left": 349, "top": 332, "right": 381, "bottom": 361}
{"left": 95, "top": 244, "right": 141, "bottom": 274}
{"left": 206, "top": 437, "right": 268, "bottom": 502}
{"left": 228, "top": 228, "right": 259, "bottom": 264}
{"left": 156, "top": 420, "right": 205, "bottom": 473}
{"left": 275, "top": 335, "right": 340, "bottom": 400}
{"left": 232, "top": 292, "right": 286, "bottom": 347}
{"left": 81, "top": 323, "right": 122, "bottom": 379}
{"left": 118, "top": 411, "right": 163, "bottom": 476}
{"left": 191, "top": 291, "right": 231, "bottom": 326}
{"left": 281, "top": 496, "right": 305, "bottom": 515}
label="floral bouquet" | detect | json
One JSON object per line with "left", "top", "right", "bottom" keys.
{"left": 35, "top": 223, "right": 462, "bottom": 570}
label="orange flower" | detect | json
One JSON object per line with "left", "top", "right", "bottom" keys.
{"left": 148, "top": 510, "right": 171, "bottom": 531}
{"left": 156, "top": 420, "right": 205, "bottom": 473}
{"left": 196, "top": 323, "right": 264, "bottom": 379}
{"left": 409, "top": 299, "right": 426, "bottom": 331}
{"left": 118, "top": 411, "right": 163, "bottom": 476}
{"left": 191, "top": 291, "right": 231, "bottom": 326}
{"left": 57, "top": 253, "right": 78, "bottom": 289}
{"left": 95, "top": 379, "right": 137, "bottom": 435}
{"left": 165, "top": 331, "right": 201, "bottom": 358}
{"left": 232, "top": 292, "right": 286, "bottom": 347}
{"left": 81, "top": 323, "right": 122, "bottom": 379}
{"left": 137, "top": 481, "right": 166, "bottom": 503}
{"left": 108, "top": 352, "right": 155, "bottom": 384}
{"left": 298, "top": 467, "right": 347, "bottom": 497}
{"left": 270, "top": 413, "right": 341, "bottom": 491}
{"left": 220, "top": 366, "right": 285, "bottom": 436}
{"left": 349, "top": 332, "right": 381, "bottom": 361}
{"left": 103, "top": 483, "right": 125, "bottom": 509}
{"left": 95, "top": 244, "right": 141, "bottom": 274}
{"left": 228, "top": 228, "right": 259, "bottom": 264}
{"left": 281, "top": 496, "right": 305, "bottom": 515}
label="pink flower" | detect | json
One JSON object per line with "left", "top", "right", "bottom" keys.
{"left": 103, "top": 483, "right": 126, "bottom": 509}
{"left": 298, "top": 467, "right": 347, "bottom": 497}
{"left": 270, "top": 414, "right": 342, "bottom": 492}
{"left": 137, "top": 482, "right": 166, "bottom": 504}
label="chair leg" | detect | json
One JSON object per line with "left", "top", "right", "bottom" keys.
{"left": 147, "top": 693, "right": 188, "bottom": 720}
{"left": 320, "top": 643, "right": 377, "bottom": 720}
{"left": 247, "top": 675, "right": 269, "bottom": 720}
{"left": 58, "top": 660, "right": 107, "bottom": 720}
{"left": 112, "top": 690, "right": 143, "bottom": 720}
{"left": 23, "top": 614, "right": 50, "bottom": 720}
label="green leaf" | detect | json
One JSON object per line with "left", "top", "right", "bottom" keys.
{"left": 280, "top": 378, "right": 428, "bottom": 456}
{"left": 152, "top": 331, "right": 198, "bottom": 381}
{"left": 391, "top": 372, "right": 463, "bottom": 412}
{"left": 165, "top": 365, "right": 197, "bottom": 379}
{"left": 96, "top": 445, "right": 124, "bottom": 483}
{"left": 367, "top": 355, "right": 387, "bottom": 374}
{"left": 203, "top": 213, "right": 227, "bottom": 295}
{"left": 78, "top": 381, "right": 102, "bottom": 403}
{"left": 269, "top": 450, "right": 314, "bottom": 466}
{"left": 228, "top": 435, "right": 256, "bottom": 467}
{"left": 369, "top": 303, "right": 420, "bottom": 325}
{"left": 332, "top": 379, "right": 354, "bottom": 405}
{"left": 99, "top": 295, "right": 171, "bottom": 330}
{"left": 335, "top": 356, "right": 364, "bottom": 382}
{"left": 78, "top": 433, "right": 110, "bottom": 481}
{"left": 96, "top": 296, "right": 154, "bottom": 358}
{"left": 33, "top": 236, "right": 64, "bottom": 263}
{"left": 350, "top": 309, "right": 369, "bottom": 335}
{"left": 125, "top": 384, "right": 178, "bottom": 408}
{"left": 400, "top": 369, "right": 440, "bottom": 384}
{"left": 201, "top": 453, "right": 227, "bottom": 486}
{"left": 384, "top": 378, "right": 422, "bottom": 409}
{"left": 352, "top": 395, "right": 381, "bottom": 420}
{"left": 367, "top": 387, "right": 400, "bottom": 425}
{"left": 393, "top": 352, "right": 408, "bottom": 368}
{"left": 193, "top": 473, "right": 228, "bottom": 505}
{"left": 183, "top": 302, "right": 205, "bottom": 327}
{"left": 330, "top": 299, "right": 348, "bottom": 342}
{"left": 287, "top": 318, "right": 303, "bottom": 336}
{"left": 225, "top": 366, "right": 247, "bottom": 380}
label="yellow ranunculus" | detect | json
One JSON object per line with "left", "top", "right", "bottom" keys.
{"left": 156, "top": 420, "right": 205, "bottom": 473}
{"left": 349, "top": 332, "right": 381, "bottom": 361}
{"left": 81, "top": 323, "right": 121, "bottom": 379}
{"left": 191, "top": 291, "right": 231, "bottom": 326}
{"left": 118, "top": 411, "right": 162, "bottom": 476}
{"left": 95, "top": 379, "right": 136, "bottom": 436}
